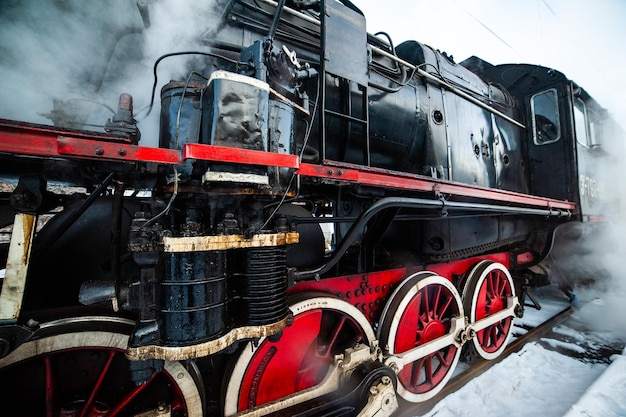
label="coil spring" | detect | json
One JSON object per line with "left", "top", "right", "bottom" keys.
{"left": 230, "top": 246, "right": 289, "bottom": 326}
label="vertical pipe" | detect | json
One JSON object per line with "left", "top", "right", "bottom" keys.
{"left": 111, "top": 178, "right": 125, "bottom": 284}
{"left": 320, "top": 0, "right": 327, "bottom": 161}
{"left": 0, "top": 212, "right": 37, "bottom": 320}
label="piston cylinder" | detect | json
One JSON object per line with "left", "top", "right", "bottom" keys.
{"left": 160, "top": 250, "right": 227, "bottom": 345}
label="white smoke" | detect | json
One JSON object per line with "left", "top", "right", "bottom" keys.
{"left": 0, "top": 1, "right": 140, "bottom": 124}
{"left": 0, "top": 0, "right": 221, "bottom": 147}
{"left": 562, "top": 123, "right": 626, "bottom": 346}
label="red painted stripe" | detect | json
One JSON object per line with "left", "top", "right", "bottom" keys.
{"left": 0, "top": 130, "right": 60, "bottom": 158}
{"left": 183, "top": 143, "right": 300, "bottom": 168}
{"left": 57, "top": 137, "right": 180, "bottom": 164}
{"left": 0, "top": 119, "right": 575, "bottom": 211}
{"left": 296, "top": 162, "right": 576, "bottom": 210}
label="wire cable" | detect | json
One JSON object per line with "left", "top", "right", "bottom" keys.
{"left": 137, "top": 51, "right": 250, "bottom": 120}
{"left": 256, "top": 78, "right": 321, "bottom": 232}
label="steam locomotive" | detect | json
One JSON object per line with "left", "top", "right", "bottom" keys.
{"left": 0, "top": 0, "right": 619, "bottom": 416}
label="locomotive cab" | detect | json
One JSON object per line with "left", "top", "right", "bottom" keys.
{"left": 471, "top": 58, "right": 621, "bottom": 291}
{"left": 469, "top": 60, "right": 618, "bottom": 219}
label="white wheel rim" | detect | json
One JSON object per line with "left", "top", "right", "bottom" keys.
{"left": 464, "top": 261, "right": 516, "bottom": 360}
{"left": 0, "top": 318, "right": 203, "bottom": 416}
{"left": 379, "top": 273, "right": 463, "bottom": 403}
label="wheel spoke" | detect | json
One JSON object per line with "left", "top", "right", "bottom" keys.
{"left": 431, "top": 286, "right": 442, "bottom": 320}
{"left": 423, "top": 285, "right": 431, "bottom": 320}
{"left": 487, "top": 272, "right": 495, "bottom": 297}
{"left": 319, "top": 314, "right": 348, "bottom": 358}
{"left": 490, "top": 272, "right": 498, "bottom": 296}
{"left": 78, "top": 350, "right": 115, "bottom": 417}
{"left": 436, "top": 292, "right": 453, "bottom": 320}
{"left": 436, "top": 349, "right": 452, "bottom": 368}
{"left": 424, "top": 356, "right": 434, "bottom": 388}
{"left": 44, "top": 356, "right": 53, "bottom": 417}
{"left": 296, "top": 360, "right": 320, "bottom": 388}
{"left": 107, "top": 371, "right": 157, "bottom": 417}
{"left": 410, "top": 357, "right": 425, "bottom": 388}
{"left": 415, "top": 293, "right": 425, "bottom": 331}
{"left": 492, "top": 324, "right": 500, "bottom": 345}
{"left": 495, "top": 271, "right": 506, "bottom": 297}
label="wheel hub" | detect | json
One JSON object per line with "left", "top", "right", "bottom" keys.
{"left": 421, "top": 320, "right": 446, "bottom": 343}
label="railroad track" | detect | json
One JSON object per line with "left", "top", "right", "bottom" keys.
{"left": 394, "top": 305, "right": 574, "bottom": 417}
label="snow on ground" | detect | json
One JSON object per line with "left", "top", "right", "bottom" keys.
{"left": 408, "top": 284, "right": 626, "bottom": 417}
{"left": 416, "top": 342, "right": 607, "bottom": 417}
{"left": 564, "top": 347, "right": 626, "bottom": 417}
{"left": 514, "top": 284, "right": 571, "bottom": 330}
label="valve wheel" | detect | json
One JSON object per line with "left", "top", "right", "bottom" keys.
{"left": 222, "top": 294, "right": 375, "bottom": 416}
{"left": 462, "top": 260, "right": 516, "bottom": 360}
{"left": 0, "top": 317, "right": 203, "bottom": 417}
{"left": 378, "top": 272, "right": 463, "bottom": 403}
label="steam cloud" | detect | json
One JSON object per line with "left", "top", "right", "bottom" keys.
{"left": 545, "top": 119, "right": 626, "bottom": 346}
{"left": 566, "top": 127, "right": 626, "bottom": 346}
{"left": 0, "top": 0, "right": 220, "bottom": 146}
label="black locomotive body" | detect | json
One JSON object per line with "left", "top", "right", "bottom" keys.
{"left": 0, "top": 1, "right": 620, "bottom": 416}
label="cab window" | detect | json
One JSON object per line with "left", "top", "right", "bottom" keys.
{"left": 574, "top": 97, "right": 601, "bottom": 148}
{"left": 589, "top": 119, "right": 599, "bottom": 147}
{"left": 531, "top": 89, "right": 560, "bottom": 145}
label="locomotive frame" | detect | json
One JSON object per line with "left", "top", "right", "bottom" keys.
{"left": 0, "top": 0, "right": 619, "bottom": 416}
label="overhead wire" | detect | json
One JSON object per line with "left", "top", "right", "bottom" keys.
{"left": 462, "top": 9, "right": 516, "bottom": 54}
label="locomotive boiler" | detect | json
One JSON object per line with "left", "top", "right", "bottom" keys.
{"left": 0, "top": 0, "right": 620, "bottom": 416}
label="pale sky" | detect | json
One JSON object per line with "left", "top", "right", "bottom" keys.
{"left": 356, "top": 0, "right": 626, "bottom": 129}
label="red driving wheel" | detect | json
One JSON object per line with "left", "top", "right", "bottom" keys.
{"left": 0, "top": 317, "right": 202, "bottom": 417}
{"left": 378, "top": 272, "right": 463, "bottom": 403}
{"left": 223, "top": 295, "right": 375, "bottom": 415}
{"left": 462, "top": 261, "right": 516, "bottom": 360}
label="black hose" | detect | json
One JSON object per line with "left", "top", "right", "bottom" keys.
{"left": 268, "top": 0, "right": 287, "bottom": 40}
